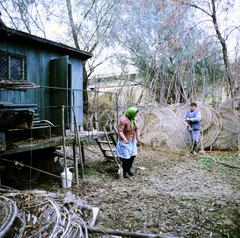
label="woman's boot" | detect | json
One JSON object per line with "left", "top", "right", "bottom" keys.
{"left": 127, "top": 156, "right": 135, "bottom": 176}
{"left": 122, "top": 159, "right": 130, "bottom": 178}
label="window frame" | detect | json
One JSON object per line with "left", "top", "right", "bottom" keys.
{"left": 0, "top": 50, "right": 27, "bottom": 81}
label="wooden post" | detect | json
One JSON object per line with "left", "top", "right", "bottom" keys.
{"left": 61, "top": 105, "right": 68, "bottom": 188}
{"left": 73, "top": 142, "right": 79, "bottom": 185}
{"left": 81, "top": 141, "right": 85, "bottom": 164}
{"left": 238, "top": 129, "right": 240, "bottom": 152}
{"left": 72, "top": 106, "right": 85, "bottom": 181}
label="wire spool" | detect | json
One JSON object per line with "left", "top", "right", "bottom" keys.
{"left": 16, "top": 199, "right": 62, "bottom": 238}
{"left": 1, "top": 192, "right": 94, "bottom": 238}
{"left": 212, "top": 107, "right": 239, "bottom": 149}
{"left": 0, "top": 197, "right": 18, "bottom": 237}
{"left": 176, "top": 103, "right": 213, "bottom": 132}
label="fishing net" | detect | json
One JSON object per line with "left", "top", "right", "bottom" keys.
{"left": 83, "top": 113, "right": 90, "bottom": 131}
{"left": 106, "top": 100, "right": 238, "bottom": 155}
{"left": 98, "top": 109, "right": 117, "bottom": 131}
{"left": 141, "top": 116, "right": 192, "bottom": 160}
{"left": 158, "top": 107, "right": 176, "bottom": 118}
{"left": 141, "top": 118, "right": 161, "bottom": 145}
{"left": 166, "top": 103, "right": 183, "bottom": 113}
{"left": 220, "top": 97, "right": 240, "bottom": 108}
{"left": 200, "top": 108, "right": 222, "bottom": 148}
{"left": 176, "top": 103, "right": 213, "bottom": 132}
{"left": 166, "top": 118, "right": 192, "bottom": 154}
{"left": 135, "top": 110, "right": 147, "bottom": 136}
{"left": 140, "top": 110, "right": 159, "bottom": 136}
{"left": 212, "top": 107, "right": 239, "bottom": 149}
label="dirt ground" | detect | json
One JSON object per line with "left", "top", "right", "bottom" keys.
{"left": 25, "top": 141, "right": 240, "bottom": 238}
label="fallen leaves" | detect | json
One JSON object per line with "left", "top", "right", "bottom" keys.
{"left": 6, "top": 143, "right": 240, "bottom": 237}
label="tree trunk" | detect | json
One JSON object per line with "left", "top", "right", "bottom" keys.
{"left": 211, "top": 0, "right": 233, "bottom": 97}
{"left": 66, "top": 0, "right": 80, "bottom": 50}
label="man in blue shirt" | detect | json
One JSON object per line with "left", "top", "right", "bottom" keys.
{"left": 183, "top": 102, "right": 201, "bottom": 155}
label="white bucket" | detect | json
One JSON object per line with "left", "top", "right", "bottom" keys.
{"left": 61, "top": 167, "right": 73, "bottom": 188}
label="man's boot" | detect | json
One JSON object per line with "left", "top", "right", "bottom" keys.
{"left": 127, "top": 156, "right": 135, "bottom": 176}
{"left": 122, "top": 159, "right": 130, "bottom": 178}
{"left": 192, "top": 144, "right": 198, "bottom": 155}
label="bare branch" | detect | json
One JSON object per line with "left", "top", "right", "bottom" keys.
{"left": 77, "top": 0, "right": 97, "bottom": 34}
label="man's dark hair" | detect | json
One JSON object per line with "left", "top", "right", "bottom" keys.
{"left": 190, "top": 102, "right": 197, "bottom": 107}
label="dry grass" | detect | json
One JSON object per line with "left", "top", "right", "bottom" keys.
{"left": 31, "top": 142, "right": 240, "bottom": 237}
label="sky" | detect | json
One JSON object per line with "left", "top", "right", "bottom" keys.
{"left": 1, "top": 0, "right": 239, "bottom": 78}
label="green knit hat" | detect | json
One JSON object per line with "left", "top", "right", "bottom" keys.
{"left": 125, "top": 107, "right": 138, "bottom": 128}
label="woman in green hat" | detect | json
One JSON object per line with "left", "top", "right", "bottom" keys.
{"left": 115, "top": 107, "right": 141, "bottom": 178}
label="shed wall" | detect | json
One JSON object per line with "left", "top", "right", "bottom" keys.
{"left": 0, "top": 38, "right": 84, "bottom": 129}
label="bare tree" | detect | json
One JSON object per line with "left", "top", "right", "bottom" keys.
{"left": 1, "top": 0, "right": 122, "bottom": 113}
{"left": 57, "top": 0, "right": 122, "bottom": 113}
{"left": 174, "top": 0, "right": 240, "bottom": 98}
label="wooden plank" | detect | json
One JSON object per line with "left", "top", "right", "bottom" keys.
{"left": 87, "top": 227, "right": 180, "bottom": 238}
{"left": 0, "top": 102, "right": 13, "bottom": 104}
{"left": 0, "top": 132, "right": 113, "bottom": 157}
{"left": 70, "top": 57, "right": 83, "bottom": 131}
{"left": 38, "top": 49, "right": 48, "bottom": 120}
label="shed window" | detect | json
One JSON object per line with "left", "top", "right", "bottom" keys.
{"left": 0, "top": 50, "right": 27, "bottom": 81}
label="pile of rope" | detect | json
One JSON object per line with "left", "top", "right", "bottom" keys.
{"left": 0, "top": 191, "right": 98, "bottom": 238}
